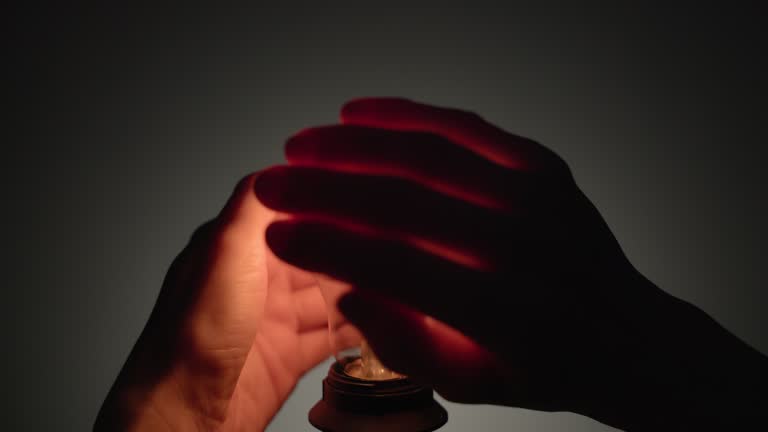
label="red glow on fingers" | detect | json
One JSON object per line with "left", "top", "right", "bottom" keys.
{"left": 284, "top": 129, "right": 510, "bottom": 212}
{"left": 298, "top": 159, "right": 504, "bottom": 211}
{"left": 339, "top": 290, "right": 509, "bottom": 389}
{"left": 406, "top": 236, "right": 492, "bottom": 272}
{"left": 340, "top": 97, "right": 539, "bottom": 170}
{"left": 421, "top": 315, "right": 503, "bottom": 375}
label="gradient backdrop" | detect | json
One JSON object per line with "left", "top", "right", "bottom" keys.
{"left": 4, "top": 3, "right": 766, "bottom": 431}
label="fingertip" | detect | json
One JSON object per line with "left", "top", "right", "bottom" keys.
{"left": 284, "top": 126, "right": 331, "bottom": 162}
{"left": 337, "top": 291, "right": 376, "bottom": 324}
{"left": 235, "top": 171, "right": 260, "bottom": 194}
{"left": 284, "top": 134, "right": 304, "bottom": 162}
{"left": 337, "top": 291, "right": 409, "bottom": 336}
{"left": 339, "top": 294, "right": 448, "bottom": 379}
{"left": 264, "top": 220, "right": 300, "bottom": 260}
{"left": 252, "top": 165, "right": 289, "bottom": 209}
{"left": 216, "top": 171, "right": 262, "bottom": 224}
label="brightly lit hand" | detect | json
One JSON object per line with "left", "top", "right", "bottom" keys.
{"left": 95, "top": 174, "right": 331, "bottom": 431}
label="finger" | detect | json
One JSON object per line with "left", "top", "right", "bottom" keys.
{"left": 129, "top": 172, "right": 276, "bottom": 421}
{"left": 264, "top": 219, "right": 495, "bottom": 334}
{"left": 285, "top": 124, "right": 519, "bottom": 210}
{"left": 298, "top": 328, "right": 332, "bottom": 373}
{"left": 340, "top": 97, "right": 565, "bottom": 172}
{"left": 287, "top": 264, "right": 321, "bottom": 292}
{"left": 264, "top": 245, "right": 321, "bottom": 295}
{"left": 292, "top": 285, "right": 328, "bottom": 332}
{"left": 254, "top": 165, "right": 513, "bottom": 270}
{"left": 192, "top": 172, "right": 272, "bottom": 327}
{"left": 215, "top": 171, "right": 276, "bottom": 241}
{"left": 337, "top": 290, "right": 515, "bottom": 404}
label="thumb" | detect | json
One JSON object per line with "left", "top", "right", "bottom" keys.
{"left": 117, "top": 172, "right": 273, "bottom": 422}
{"left": 98, "top": 172, "right": 275, "bottom": 428}
{"left": 174, "top": 172, "right": 274, "bottom": 397}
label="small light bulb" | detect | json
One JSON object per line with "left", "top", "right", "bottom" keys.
{"left": 309, "top": 273, "right": 448, "bottom": 431}
{"left": 343, "top": 339, "right": 403, "bottom": 380}
{"left": 314, "top": 274, "right": 402, "bottom": 381}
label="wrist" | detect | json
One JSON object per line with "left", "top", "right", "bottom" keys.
{"left": 95, "top": 335, "right": 227, "bottom": 432}
{"left": 95, "top": 370, "right": 205, "bottom": 431}
{"left": 581, "top": 273, "right": 768, "bottom": 430}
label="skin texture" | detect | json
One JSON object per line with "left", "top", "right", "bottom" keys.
{"left": 94, "top": 174, "right": 331, "bottom": 431}
{"left": 98, "top": 98, "right": 767, "bottom": 431}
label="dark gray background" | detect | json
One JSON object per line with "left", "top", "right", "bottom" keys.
{"left": 4, "top": 3, "right": 766, "bottom": 431}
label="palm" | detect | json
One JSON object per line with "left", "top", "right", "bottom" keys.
{"left": 96, "top": 176, "right": 331, "bottom": 432}
{"left": 221, "top": 250, "right": 330, "bottom": 430}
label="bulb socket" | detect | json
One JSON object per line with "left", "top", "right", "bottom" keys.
{"left": 309, "top": 357, "right": 448, "bottom": 432}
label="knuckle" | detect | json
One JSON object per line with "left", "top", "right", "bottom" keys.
{"left": 232, "top": 171, "right": 261, "bottom": 203}
{"left": 446, "top": 106, "right": 484, "bottom": 125}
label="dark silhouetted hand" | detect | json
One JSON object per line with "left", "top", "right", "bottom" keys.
{"left": 95, "top": 174, "right": 330, "bottom": 431}
{"left": 255, "top": 98, "right": 768, "bottom": 430}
